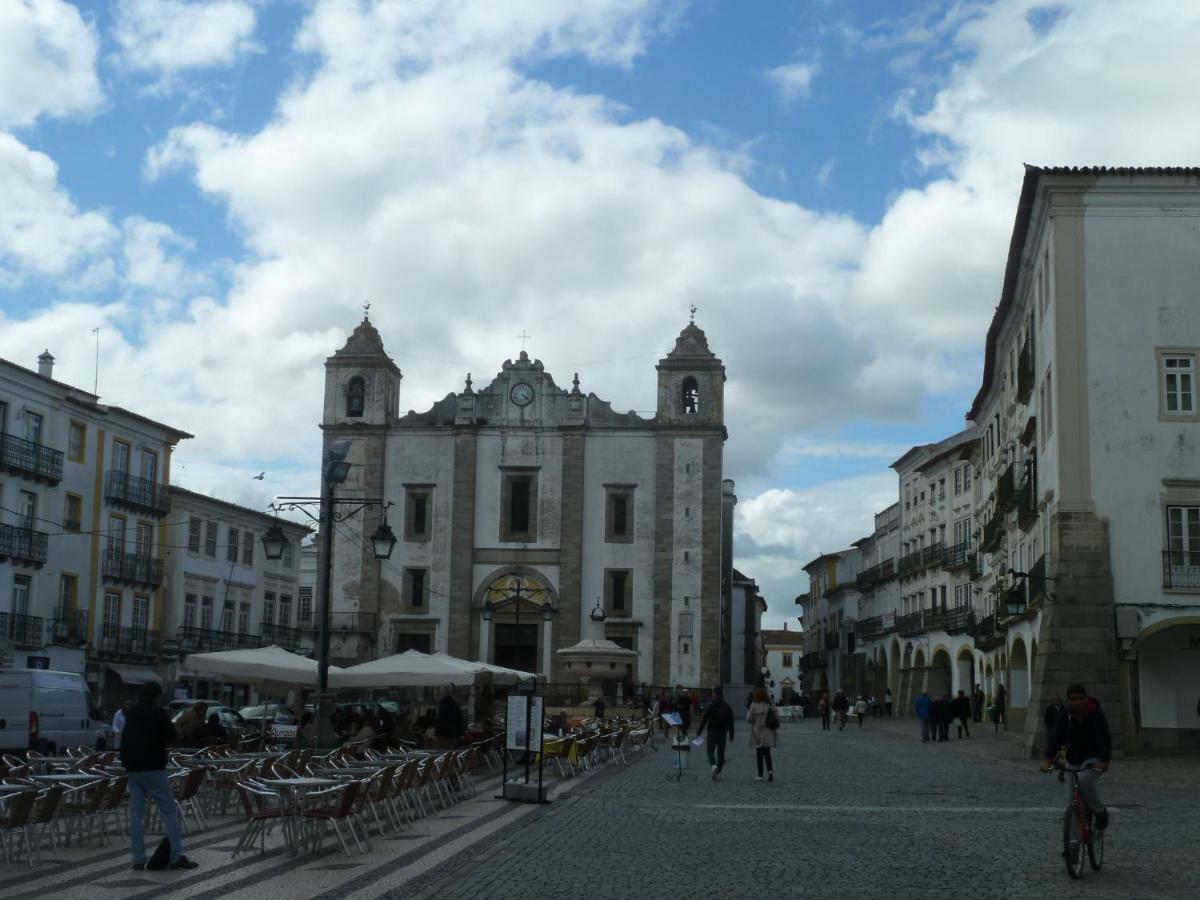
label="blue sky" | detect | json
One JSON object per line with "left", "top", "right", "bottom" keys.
{"left": 3, "top": 0, "right": 1200, "bottom": 621}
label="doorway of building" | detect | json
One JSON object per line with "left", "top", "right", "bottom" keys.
{"left": 494, "top": 623, "right": 539, "bottom": 672}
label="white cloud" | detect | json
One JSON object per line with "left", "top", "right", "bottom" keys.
{"left": 120, "top": 216, "right": 200, "bottom": 296}
{"left": 765, "top": 60, "right": 818, "bottom": 106}
{"left": 815, "top": 158, "right": 835, "bottom": 188}
{"left": 0, "top": 0, "right": 102, "bottom": 127}
{"left": 112, "top": 0, "right": 258, "bottom": 74}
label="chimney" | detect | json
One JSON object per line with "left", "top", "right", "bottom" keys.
{"left": 783, "top": 622, "right": 788, "bottom": 631}
{"left": 37, "top": 349, "right": 54, "bottom": 379}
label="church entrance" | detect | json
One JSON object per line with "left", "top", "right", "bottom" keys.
{"left": 494, "top": 623, "right": 539, "bottom": 673}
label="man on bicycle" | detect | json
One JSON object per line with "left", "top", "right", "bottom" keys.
{"left": 1039, "top": 683, "right": 1112, "bottom": 830}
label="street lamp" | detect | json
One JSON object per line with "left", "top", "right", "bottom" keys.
{"left": 266, "top": 438, "right": 394, "bottom": 748}
{"left": 589, "top": 598, "right": 607, "bottom": 623}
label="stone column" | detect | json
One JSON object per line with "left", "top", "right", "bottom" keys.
{"left": 652, "top": 435, "right": 676, "bottom": 687}
{"left": 448, "top": 429, "right": 477, "bottom": 662}
{"left": 699, "top": 434, "right": 723, "bottom": 689}
{"left": 554, "top": 430, "right": 585, "bottom": 680}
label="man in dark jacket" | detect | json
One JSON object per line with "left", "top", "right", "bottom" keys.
{"left": 1040, "top": 684, "right": 1113, "bottom": 830}
{"left": 695, "top": 686, "right": 735, "bottom": 779}
{"left": 434, "top": 690, "right": 466, "bottom": 748}
{"left": 120, "top": 682, "right": 198, "bottom": 870}
{"left": 952, "top": 690, "right": 972, "bottom": 738}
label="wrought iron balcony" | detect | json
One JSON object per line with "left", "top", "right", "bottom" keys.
{"left": 1017, "top": 467, "right": 1038, "bottom": 531}
{"left": 96, "top": 627, "right": 159, "bottom": 659}
{"left": 824, "top": 632, "right": 840, "bottom": 651}
{"left": 1027, "top": 555, "right": 1047, "bottom": 602}
{"left": 855, "top": 615, "right": 885, "bottom": 639}
{"left": 897, "top": 611, "right": 926, "bottom": 636}
{"left": 177, "top": 626, "right": 260, "bottom": 653}
{"left": 1163, "top": 550, "right": 1200, "bottom": 590}
{"left": 943, "top": 541, "right": 971, "bottom": 570}
{"left": 0, "top": 612, "right": 45, "bottom": 648}
{"left": 922, "top": 541, "right": 946, "bottom": 569}
{"left": 898, "top": 548, "right": 924, "bottom": 578}
{"left": 996, "top": 463, "right": 1017, "bottom": 513}
{"left": 49, "top": 608, "right": 89, "bottom": 645}
{"left": 260, "top": 622, "right": 306, "bottom": 650}
{"left": 104, "top": 470, "right": 170, "bottom": 516}
{"left": 943, "top": 606, "right": 974, "bottom": 633}
{"left": 1016, "top": 340, "right": 1035, "bottom": 403}
{"left": 968, "top": 552, "right": 982, "bottom": 579}
{"left": 799, "top": 650, "right": 827, "bottom": 670}
{"left": 101, "top": 549, "right": 163, "bottom": 588}
{"left": 0, "top": 432, "right": 63, "bottom": 484}
{"left": 0, "top": 524, "right": 49, "bottom": 567}
{"left": 326, "top": 611, "right": 378, "bottom": 632}
{"left": 980, "top": 510, "right": 1006, "bottom": 553}
{"left": 970, "top": 613, "right": 1000, "bottom": 646}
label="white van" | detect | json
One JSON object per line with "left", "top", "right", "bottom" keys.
{"left": 0, "top": 669, "right": 112, "bottom": 754}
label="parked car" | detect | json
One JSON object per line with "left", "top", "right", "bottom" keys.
{"left": 170, "top": 704, "right": 247, "bottom": 744}
{"left": 239, "top": 703, "right": 298, "bottom": 725}
{"left": 0, "top": 668, "right": 111, "bottom": 753}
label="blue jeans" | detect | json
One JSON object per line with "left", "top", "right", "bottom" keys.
{"left": 705, "top": 732, "right": 727, "bottom": 771}
{"left": 129, "top": 769, "right": 183, "bottom": 865}
{"left": 918, "top": 715, "right": 931, "bottom": 742}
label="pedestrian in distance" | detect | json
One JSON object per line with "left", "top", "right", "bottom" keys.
{"left": 914, "top": 690, "right": 933, "bottom": 742}
{"left": 972, "top": 684, "right": 984, "bottom": 723}
{"left": 994, "top": 683, "right": 1007, "bottom": 727}
{"left": 952, "top": 689, "right": 972, "bottom": 738}
{"left": 747, "top": 686, "right": 779, "bottom": 781}
{"left": 112, "top": 697, "right": 131, "bottom": 751}
{"left": 935, "top": 694, "right": 952, "bottom": 741}
{"left": 818, "top": 692, "right": 831, "bottom": 731}
{"left": 593, "top": 696, "right": 607, "bottom": 720}
{"left": 695, "top": 685, "right": 735, "bottom": 779}
{"left": 120, "top": 681, "right": 198, "bottom": 871}
{"left": 674, "top": 684, "right": 692, "bottom": 735}
{"left": 884, "top": 687, "right": 894, "bottom": 717}
{"left": 831, "top": 690, "right": 850, "bottom": 730}
{"left": 434, "top": 688, "right": 466, "bottom": 749}
{"left": 854, "top": 695, "right": 868, "bottom": 727}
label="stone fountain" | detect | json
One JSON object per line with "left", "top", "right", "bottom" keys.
{"left": 555, "top": 639, "right": 639, "bottom": 702}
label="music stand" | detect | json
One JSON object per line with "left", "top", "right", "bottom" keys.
{"left": 661, "top": 713, "right": 696, "bottom": 782}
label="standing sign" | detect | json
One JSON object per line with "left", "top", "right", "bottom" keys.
{"left": 505, "top": 695, "right": 543, "bottom": 751}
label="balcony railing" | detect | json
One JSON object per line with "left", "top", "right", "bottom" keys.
{"left": 943, "top": 541, "right": 971, "bottom": 570}
{"left": 823, "top": 632, "right": 840, "bottom": 651}
{"left": 855, "top": 615, "right": 885, "bottom": 639}
{"left": 970, "top": 613, "right": 1000, "bottom": 645}
{"left": 101, "top": 549, "right": 164, "bottom": 588}
{"left": 261, "top": 623, "right": 307, "bottom": 649}
{"left": 898, "top": 548, "right": 924, "bottom": 578}
{"left": 49, "top": 608, "right": 89, "bottom": 645}
{"left": 96, "top": 627, "right": 159, "bottom": 658}
{"left": 1017, "top": 466, "right": 1038, "bottom": 531}
{"left": 0, "top": 612, "right": 46, "bottom": 647}
{"left": 942, "top": 606, "right": 974, "bottom": 633}
{"left": 0, "top": 432, "right": 63, "bottom": 484}
{"left": 1027, "top": 555, "right": 1047, "bottom": 602}
{"left": 1163, "top": 550, "right": 1200, "bottom": 590}
{"left": 969, "top": 552, "right": 982, "bottom": 579}
{"left": 104, "top": 470, "right": 170, "bottom": 516}
{"left": 1016, "top": 340, "right": 1034, "bottom": 403}
{"left": 177, "top": 625, "right": 260, "bottom": 653}
{"left": 799, "top": 650, "right": 827, "bottom": 670}
{"left": 996, "top": 463, "right": 1017, "bottom": 513}
{"left": 980, "top": 510, "right": 1006, "bottom": 553}
{"left": 0, "top": 524, "right": 49, "bottom": 567}
{"left": 897, "top": 611, "right": 926, "bottom": 636}
{"left": 326, "top": 611, "right": 378, "bottom": 632}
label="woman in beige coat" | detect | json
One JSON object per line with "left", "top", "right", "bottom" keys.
{"left": 746, "top": 686, "right": 779, "bottom": 781}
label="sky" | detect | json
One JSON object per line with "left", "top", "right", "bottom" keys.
{"left": 4, "top": 0, "right": 1200, "bottom": 629}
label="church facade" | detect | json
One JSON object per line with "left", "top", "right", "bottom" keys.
{"left": 319, "top": 317, "right": 727, "bottom": 688}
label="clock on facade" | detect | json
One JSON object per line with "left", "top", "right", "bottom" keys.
{"left": 510, "top": 382, "right": 535, "bottom": 406}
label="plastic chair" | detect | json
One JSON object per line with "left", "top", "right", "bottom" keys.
{"left": 173, "top": 766, "right": 208, "bottom": 833}
{"left": 23, "top": 785, "right": 65, "bottom": 866}
{"left": 301, "top": 781, "right": 365, "bottom": 856}
{"left": 0, "top": 790, "right": 37, "bottom": 864}
{"left": 233, "top": 783, "right": 288, "bottom": 855}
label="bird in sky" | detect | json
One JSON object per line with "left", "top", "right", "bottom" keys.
{"left": 253, "top": 472, "right": 265, "bottom": 480}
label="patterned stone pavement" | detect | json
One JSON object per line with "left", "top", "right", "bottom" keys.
{"left": 4, "top": 721, "right": 1196, "bottom": 899}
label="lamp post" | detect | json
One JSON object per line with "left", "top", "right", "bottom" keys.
{"left": 262, "top": 439, "right": 396, "bottom": 747}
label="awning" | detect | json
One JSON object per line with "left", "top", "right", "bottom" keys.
{"left": 106, "top": 664, "right": 163, "bottom": 686}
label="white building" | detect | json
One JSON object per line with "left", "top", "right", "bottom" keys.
{"left": 729, "top": 567, "right": 767, "bottom": 688}
{"left": 760, "top": 624, "right": 804, "bottom": 703}
{"left": 1, "top": 351, "right": 190, "bottom": 709}
{"left": 797, "top": 547, "right": 863, "bottom": 696}
{"left": 319, "top": 315, "right": 729, "bottom": 688}
{"left": 165, "top": 486, "right": 310, "bottom": 705}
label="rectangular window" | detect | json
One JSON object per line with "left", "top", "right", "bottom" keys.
{"left": 405, "top": 486, "right": 433, "bottom": 542}
{"left": 112, "top": 439, "right": 130, "bottom": 474}
{"left": 238, "top": 602, "right": 251, "bottom": 634}
{"left": 59, "top": 573, "right": 77, "bottom": 613}
{"left": 106, "top": 513, "right": 126, "bottom": 555}
{"left": 263, "top": 591, "right": 275, "bottom": 626}
{"left": 1167, "top": 505, "right": 1200, "bottom": 566}
{"left": 25, "top": 411, "right": 42, "bottom": 445}
{"left": 781, "top": 652, "right": 793, "bottom": 667}
{"left": 605, "top": 569, "right": 632, "bottom": 614}
{"left": 18, "top": 490, "right": 36, "bottom": 527}
{"left": 964, "top": 465, "right": 972, "bottom": 492}
{"left": 12, "top": 574, "right": 31, "bottom": 615}
{"left": 188, "top": 517, "right": 202, "bottom": 552}
{"left": 227, "top": 527, "right": 240, "bottom": 562}
{"left": 184, "top": 593, "right": 197, "bottom": 629}
{"left": 282, "top": 542, "right": 294, "bottom": 569}
{"left": 132, "top": 596, "right": 149, "bottom": 633}
{"left": 135, "top": 522, "right": 153, "bottom": 561}
{"left": 68, "top": 421, "right": 86, "bottom": 462}
{"left": 1160, "top": 351, "right": 1198, "bottom": 419}
{"left": 405, "top": 568, "right": 427, "bottom": 608}
{"left": 276, "top": 595, "right": 290, "bottom": 627}
{"left": 938, "top": 478, "right": 945, "bottom": 501}
{"left": 102, "top": 591, "right": 120, "bottom": 638}
{"left": 220, "top": 599, "right": 234, "bottom": 632}
{"left": 204, "top": 521, "right": 217, "bottom": 557}
{"left": 139, "top": 449, "right": 158, "bottom": 484}
{"left": 298, "top": 586, "right": 313, "bottom": 623}
{"left": 200, "top": 595, "right": 213, "bottom": 630}
{"left": 242, "top": 530, "right": 254, "bottom": 565}
{"left": 499, "top": 471, "right": 538, "bottom": 542}
{"left": 954, "top": 469, "right": 962, "bottom": 494}
{"left": 605, "top": 486, "right": 635, "bottom": 543}
{"left": 63, "top": 494, "right": 82, "bottom": 532}
{"left": 1043, "top": 369, "right": 1054, "bottom": 440}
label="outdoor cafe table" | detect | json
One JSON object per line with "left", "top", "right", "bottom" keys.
{"left": 259, "top": 777, "right": 342, "bottom": 855}
{"left": 31, "top": 773, "right": 106, "bottom": 783}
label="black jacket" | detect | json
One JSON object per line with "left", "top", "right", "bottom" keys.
{"left": 696, "top": 699, "right": 735, "bottom": 738}
{"left": 434, "top": 695, "right": 466, "bottom": 739}
{"left": 951, "top": 696, "right": 971, "bottom": 721}
{"left": 1044, "top": 699, "right": 1112, "bottom": 765}
{"left": 119, "top": 701, "right": 176, "bottom": 772}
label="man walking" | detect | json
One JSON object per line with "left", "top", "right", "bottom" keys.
{"left": 112, "top": 697, "right": 131, "bottom": 750}
{"left": 120, "top": 682, "right": 198, "bottom": 870}
{"left": 952, "top": 689, "right": 972, "bottom": 738}
{"left": 884, "top": 687, "right": 893, "bottom": 717}
{"left": 915, "top": 691, "right": 933, "bottom": 743}
{"left": 695, "top": 686, "right": 735, "bottom": 779}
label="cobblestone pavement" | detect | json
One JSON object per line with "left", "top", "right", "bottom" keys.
{"left": 414, "top": 718, "right": 1200, "bottom": 900}
{"left": 6, "top": 724, "right": 1194, "bottom": 900}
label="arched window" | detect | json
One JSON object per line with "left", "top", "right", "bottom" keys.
{"left": 681, "top": 376, "right": 700, "bottom": 415}
{"left": 347, "top": 377, "right": 366, "bottom": 417}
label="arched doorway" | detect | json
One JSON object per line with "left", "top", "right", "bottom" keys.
{"left": 1008, "top": 638, "right": 1029, "bottom": 730}
{"left": 899, "top": 643, "right": 914, "bottom": 716}
{"left": 475, "top": 570, "right": 558, "bottom": 676}
{"left": 955, "top": 648, "right": 974, "bottom": 696}
{"left": 1136, "top": 620, "right": 1200, "bottom": 750}
{"left": 888, "top": 638, "right": 901, "bottom": 713}
{"left": 929, "top": 647, "right": 952, "bottom": 698}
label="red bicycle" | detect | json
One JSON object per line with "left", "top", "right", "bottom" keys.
{"left": 1050, "top": 762, "right": 1105, "bottom": 879}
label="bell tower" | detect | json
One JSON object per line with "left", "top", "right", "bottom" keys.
{"left": 322, "top": 314, "right": 402, "bottom": 428}
{"left": 655, "top": 313, "right": 725, "bottom": 426}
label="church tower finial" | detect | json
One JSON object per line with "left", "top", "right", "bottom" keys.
{"left": 362, "top": 300, "right": 371, "bottom": 321}
{"left": 689, "top": 303, "right": 697, "bottom": 323}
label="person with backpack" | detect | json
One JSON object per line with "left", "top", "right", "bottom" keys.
{"left": 120, "top": 681, "right": 199, "bottom": 871}
{"left": 695, "top": 685, "right": 736, "bottom": 779}
{"left": 746, "top": 686, "right": 779, "bottom": 781}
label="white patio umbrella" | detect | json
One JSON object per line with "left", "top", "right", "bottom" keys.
{"left": 329, "top": 650, "right": 480, "bottom": 689}
{"left": 431, "top": 653, "right": 541, "bottom": 683}
{"left": 181, "top": 645, "right": 335, "bottom": 692}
